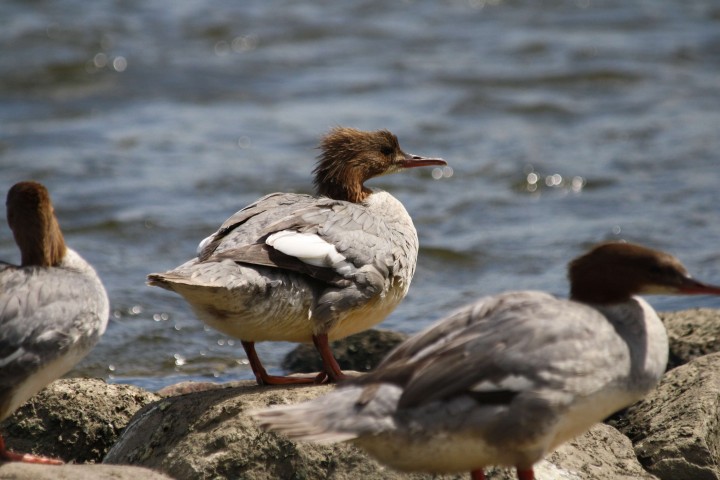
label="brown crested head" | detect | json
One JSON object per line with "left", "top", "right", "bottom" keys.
{"left": 313, "top": 127, "right": 446, "bottom": 203}
{"left": 568, "top": 242, "right": 720, "bottom": 304}
{"left": 6, "top": 181, "right": 67, "bottom": 267}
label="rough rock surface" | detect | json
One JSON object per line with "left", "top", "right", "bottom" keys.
{"left": 106, "top": 381, "right": 655, "bottom": 480}
{"left": 0, "top": 378, "right": 160, "bottom": 464}
{"left": 661, "top": 309, "right": 720, "bottom": 370}
{"left": 282, "top": 329, "right": 408, "bottom": 374}
{"left": 614, "top": 352, "right": 720, "bottom": 480}
{"left": 105, "top": 382, "right": 451, "bottom": 480}
{"left": 545, "top": 423, "right": 657, "bottom": 479}
{"left": 0, "top": 462, "right": 173, "bottom": 480}
{"left": 482, "top": 423, "right": 658, "bottom": 480}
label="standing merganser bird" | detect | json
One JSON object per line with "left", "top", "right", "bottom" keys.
{"left": 148, "top": 127, "right": 446, "bottom": 385}
{"left": 252, "top": 242, "right": 720, "bottom": 480}
{"left": 0, "top": 181, "right": 109, "bottom": 464}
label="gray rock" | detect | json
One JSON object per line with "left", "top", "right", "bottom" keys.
{"left": 0, "top": 462, "right": 173, "bottom": 480}
{"left": 483, "top": 423, "right": 658, "bottom": 480}
{"left": 106, "top": 381, "right": 655, "bottom": 480}
{"left": 661, "top": 309, "right": 720, "bottom": 370}
{"left": 544, "top": 423, "right": 657, "bottom": 479}
{"left": 0, "top": 378, "right": 160, "bottom": 464}
{"left": 282, "top": 329, "right": 408, "bottom": 374}
{"left": 105, "top": 381, "right": 459, "bottom": 480}
{"left": 615, "top": 352, "right": 720, "bottom": 480}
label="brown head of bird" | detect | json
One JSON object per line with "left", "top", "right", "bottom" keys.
{"left": 313, "top": 127, "right": 446, "bottom": 203}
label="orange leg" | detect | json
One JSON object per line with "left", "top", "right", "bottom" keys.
{"left": 0, "top": 434, "right": 62, "bottom": 465}
{"left": 241, "top": 336, "right": 346, "bottom": 386}
{"left": 312, "top": 333, "right": 347, "bottom": 383}
{"left": 471, "top": 469, "right": 486, "bottom": 480}
{"left": 241, "top": 341, "right": 315, "bottom": 385}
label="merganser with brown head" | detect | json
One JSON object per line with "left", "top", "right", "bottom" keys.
{"left": 252, "top": 242, "right": 720, "bottom": 480}
{"left": 148, "top": 127, "right": 446, "bottom": 385}
{"left": 0, "top": 181, "right": 109, "bottom": 464}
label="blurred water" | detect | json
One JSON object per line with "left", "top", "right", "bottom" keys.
{"left": 2, "top": 0, "right": 720, "bottom": 390}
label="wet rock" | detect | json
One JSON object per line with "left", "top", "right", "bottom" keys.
{"left": 615, "top": 352, "right": 720, "bottom": 479}
{"left": 1, "top": 378, "right": 160, "bottom": 464}
{"left": 661, "top": 309, "right": 720, "bottom": 370}
{"left": 106, "top": 381, "right": 655, "bottom": 480}
{"left": 0, "top": 462, "right": 172, "bottom": 480}
{"left": 282, "top": 329, "right": 408, "bottom": 374}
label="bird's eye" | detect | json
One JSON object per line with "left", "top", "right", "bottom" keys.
{"left": 649, "top": 264, "right": 676, "bottom": 279}
{"left": 380, "top": 146, "right": 394, "bottom": 156}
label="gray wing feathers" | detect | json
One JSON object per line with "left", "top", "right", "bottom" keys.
{"left": 199, "top": 192, "right": 315, "bottom": 261}
{"left": 356, "top": 291, "right": 630, "bottom": 409}
{"left": 201, "top": 195, "right": 404, "bottom": 291}
{"left": 0, "top": 267, "right": 105, "bottom": 387}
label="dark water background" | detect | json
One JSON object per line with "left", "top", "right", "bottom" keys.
{"left": 2, "top": 0, "right": 720, "bottom": 390}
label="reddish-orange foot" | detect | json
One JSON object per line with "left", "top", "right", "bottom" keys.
{"left": 242, "top": 340, "right": 317, "bottom": 385}
{"left": 242, "top": 336, "right": 348, "bottom": 386}
{"left": 0, "top": 436, "right": 62, "bottom": 465}
{"left": 471, "top": 469, "right": 486, "bottom": 480}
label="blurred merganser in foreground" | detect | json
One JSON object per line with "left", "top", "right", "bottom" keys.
{"left": 0, "top": 182, "right": 109, "bottom": 464}
{"left": 148, "top": 127, "right": 446, "bottom": 385}
{"left": 252, "top": 242, "right": 720, "bottom": 480}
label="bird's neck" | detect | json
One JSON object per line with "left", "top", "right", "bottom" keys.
{"left": 18, "top": 218, "right": 67, "bottom": 267}
{"left": 315, "top": 176, "right": 371, "bottom": 203}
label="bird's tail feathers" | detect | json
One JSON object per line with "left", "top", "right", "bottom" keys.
{"left": 250, "top": 402, "right": 359, "bottom": 443}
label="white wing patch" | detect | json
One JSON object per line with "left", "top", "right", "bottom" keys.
{"left": 267, "top": 231, "right": 356, "bottom": 275}
{"left": 196, "top": 234, "right": 215, "bottom": 256}
{"left": 470, "top": 374, "right": 536, "bottom": 393}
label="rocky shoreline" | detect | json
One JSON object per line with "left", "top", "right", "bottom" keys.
{"left": 3, "top": 308, "right": 720, "bottom": 479}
